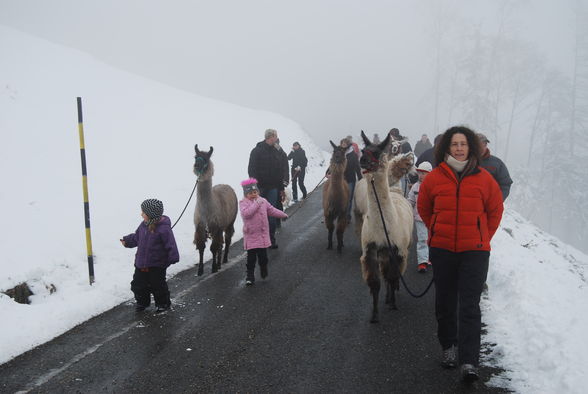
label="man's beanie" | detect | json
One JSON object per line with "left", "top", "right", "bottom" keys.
{"left": 477, "top": 133, "right": 490, "bottom": 143}
{"left": 241, "top": 178, "right": 259, "bottom": 194}
{"left": 141, "top": 199, "right": 164, "bottom": 223}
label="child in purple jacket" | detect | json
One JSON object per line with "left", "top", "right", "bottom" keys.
{"left": 120, "top": 199, "right": 179, "bottom": 312}
{"left": 240, "top": 178, "right": 288, "bottom": 285}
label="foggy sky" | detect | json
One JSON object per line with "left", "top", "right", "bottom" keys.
{"left": 0, "top": 0, "right": 578, "bottom": 150}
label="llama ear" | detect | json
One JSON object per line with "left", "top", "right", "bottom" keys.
{"left": 195, "top": 144, "right": 199, "bottom": 153}
{"left": 329, "top": 140, "right": 337, "bottom": 149}
{"left": 360, "top": 130, "right": 371, "bottom": 146}
{"left": 380, "top": 133, "right": 392, "bottom": 151}
{"left": 208, "top": 146, "right": 214, "bottom": 156}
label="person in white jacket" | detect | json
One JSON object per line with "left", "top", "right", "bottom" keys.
{"left": 407, "top": 161, "right": 433, "bottom": 272}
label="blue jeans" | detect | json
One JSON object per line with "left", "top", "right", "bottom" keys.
{"left": 259, "top": 187, "right": 279, "bottom": 244}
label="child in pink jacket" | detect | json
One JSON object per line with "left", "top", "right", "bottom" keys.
{"left": 239, "top": 178, "right": 288, "bottom": 285}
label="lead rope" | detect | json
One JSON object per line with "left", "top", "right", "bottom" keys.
{"left": 369, "top": 178, "right": 434, "bottom": 298}
{"left": 171, "top": 179, "right": 199, "bottom": 229}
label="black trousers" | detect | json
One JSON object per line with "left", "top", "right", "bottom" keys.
{"left": 291, "top": 168, "right": 307, "bottom": 200}
{"left": 246, "top": 248, "right": 268, "bottom": 278}
{"left": 130, "top": 266, "right": 170, "bottom": 307}
{"left": 430, "top": 247, "right": 489, "bottom": 366}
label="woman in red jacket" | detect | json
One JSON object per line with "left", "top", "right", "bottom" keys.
{"left": 417, "top": 126, "right": 504, "bottom": 383}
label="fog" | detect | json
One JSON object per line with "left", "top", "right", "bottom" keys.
{"left": 1, "top": 0, "right": 587, "bottom": 252}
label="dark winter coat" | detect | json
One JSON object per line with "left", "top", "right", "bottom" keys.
{"left": 344, "top": 149, "right": 363, "bottom": 184}
{"left": 287, "top": 148, "right": 308, "bottom": 169}
{"left": 248, "top": 141, "right": 288, "bottom": 190}
{"left": 414, "top": 140, "right": 433, "bottom": 157}
{"left": 415, "top": 147, "right": 437, "bottom": 168}
{"left": 123, "top": 215, "right": 180, "bottom": 269}
{"left": 417, "top": 162, "right": 504, "bottom": 253}
{"left": 480, "top": 149, "right": 513, "bottom": 201}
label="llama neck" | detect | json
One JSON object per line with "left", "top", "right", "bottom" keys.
{"left": 366, "top": 165, "right": 391, "bottom": 210}
{"left": 196, "top": 161, "right": 217, "bottom": 217}
{"left": 329, "top": 162, "right": 346, "bottom": 185}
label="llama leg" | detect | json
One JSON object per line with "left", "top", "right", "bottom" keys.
{"left": 223, "top": 224, "right": 235, "bottom": 264}
{"left": 195, "top": 226, "right": 207, "bottom": 276}
{"left": 362, "top": 243, "right": 381, "bottom": 323}
{"left": 210, "top": 231, "right": 223, "bottom": 273}
{"left": 325, "top": 214, "right": 334, "bottom": 250}
{"left": 335, "top": 215, "right": 346, "bottom": 253}
{"left": 384, "top": 246, "right": 402, "bottom": 310}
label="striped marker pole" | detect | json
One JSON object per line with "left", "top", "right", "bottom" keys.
{"left": 77, "top": 97, "right": 95, "bottom": 285}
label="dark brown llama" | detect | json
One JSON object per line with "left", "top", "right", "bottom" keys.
{"left": 193, "top": 145, "right": 238, "bottom": 276}
{"left": 322, "top": 140, "right": 350, "bottom": 252}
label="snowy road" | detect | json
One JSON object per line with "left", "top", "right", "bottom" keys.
{"left": 0, "top": 187, "right": 507, "bottom": 393}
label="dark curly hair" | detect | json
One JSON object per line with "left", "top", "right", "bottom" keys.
{"left": 434, "top": 126, "right": 482, "bottom": 171}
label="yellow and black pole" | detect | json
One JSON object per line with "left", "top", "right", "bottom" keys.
{"left": 77, "top": 97, "right": 95, "bottom": 285}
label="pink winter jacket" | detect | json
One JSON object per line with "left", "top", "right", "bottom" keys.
{"left": 239, "top": 197, "right": 288, "bottom": 250}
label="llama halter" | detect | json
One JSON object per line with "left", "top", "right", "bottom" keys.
{"left": 361, "top": 150, "right": 381, "bottom": 173}
{"left": 194, "top": 156, "right": 208, "bottom": 176}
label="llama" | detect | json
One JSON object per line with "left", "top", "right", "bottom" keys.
{"left": 193, "top": 145, "right": 238, "bottom": 276}
{"left": 322, "top": 140, "right": 349, "bottom": 252}
{"left": 353, "top": 146, "right": 415, "bottom": 238}
{"left": 357, "top": 131, "right": 414, "bottom": 323}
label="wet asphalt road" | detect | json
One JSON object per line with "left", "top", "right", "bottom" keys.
{"left": 0, "top": 186, "right": 508, "bottom": 393}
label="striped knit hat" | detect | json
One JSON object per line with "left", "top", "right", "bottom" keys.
{"left": 141, "top": 199, "right": 164, "bottom": 225}
{"left": 241, "top": 178, "right": 259, "bottom": 195}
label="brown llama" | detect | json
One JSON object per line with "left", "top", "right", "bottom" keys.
{"left": 357, "top": 131, "right": 414, "bottom": 323}
{"left": 193, "top": 145, "right": 238, "bottom": 276}
{"left": 322, "top": 140, "right": 349, "bottom": 252}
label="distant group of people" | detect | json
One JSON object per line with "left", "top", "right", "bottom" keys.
{"left": 119, "top": 124, "right": 513, "bottom": 384}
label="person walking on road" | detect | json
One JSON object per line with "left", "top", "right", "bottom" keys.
{"left": 341, "top": 137, "right": 362, "bottom": 220}
{"left": 407, "top": 161, "right": 433, "bottom": 273}
{"left": 239, "top": 178, "right": 288, "bottom": 285}
{"left": 414, "top": 134, "right": 433, "bottom": 157}
{"left": 248, "top": 129, "right": 289, "bottom": 248}
{"left": 417, "top": 126, "right": 504, "bottom": 383}
{"left": 120, "top": 199, "right": 179, "bottom": 313}
{"left": 477, "top": 133, "right": 513, "bottom": 201}
{"left": 287, "top": 141, "right": 308, "bottom": 202}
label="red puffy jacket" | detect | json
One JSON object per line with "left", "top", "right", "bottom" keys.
{"left": 417, "top": 162, "right": 504, "bottom": 252}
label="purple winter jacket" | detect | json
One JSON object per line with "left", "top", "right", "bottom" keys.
{"left": 122, "top": 215, "right": 180, "bottom": 269}
{"left": 240, "top": 197, "right": 288, "bottom": 250}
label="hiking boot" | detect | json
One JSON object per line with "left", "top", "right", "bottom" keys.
{"left": 460, "top": 364, "right": 479, "bottom": 383}
{"left": 245, "top": 278, "right": 254, "bottom": 286}
{"left": 441, "top": 345, "right": 457, "bottom": 369}
{"left": 155, "top": 303, "right": 170, "bottom": 314}
{"left": 418, "top": 263, "right": 428, "bottom": 273}
{"left": 260, "top": 264, "right": 268, "bottom": 279}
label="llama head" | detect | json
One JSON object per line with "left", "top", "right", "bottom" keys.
{"left": 329, "top": 140, "right": 347, "bottom": 168}
{"left": 194, "top": 144, "right": 214, "bottom": 178}
{"left": 359, "top": 130, "right": 391, "bottom": 173}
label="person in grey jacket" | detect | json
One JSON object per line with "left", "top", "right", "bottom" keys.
{"left": 477, "top": 133, "right": 513, "bottom": 201}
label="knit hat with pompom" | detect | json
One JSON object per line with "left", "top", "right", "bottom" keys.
{"left": 241, "top": 178, "right": 259, "bottom": 195}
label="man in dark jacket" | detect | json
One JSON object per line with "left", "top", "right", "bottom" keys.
{"left": 416, "top": 133, "right": 443, "bottom": 168}
{"left": 248, "top": 129, "right": 288, "bottom": 248}
{"left": 341, "top": 138, "right": 362, "bottom": 219}
{"left": 477, "top": 133, "right": 513, "bottom": 201}
{"left": 414, "top": 134, "right": 433, "bottom": 157}
{"left": 287, "top": 141, "right": 308, "bottom": 202}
